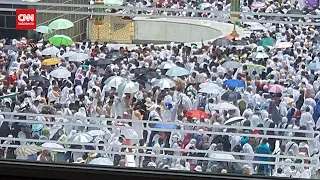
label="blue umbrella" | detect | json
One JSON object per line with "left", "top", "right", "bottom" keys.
{"left": 308, "top": 62, "right": 320, "bottom": 70}
{"left": 223, "top": 79, "right": 245, "bottom": 88}
{"left": 32, "top": 124, "right": 44, "bottom": 132}
{"left": 165, "top": 67, "right": 189, "bottom": 77}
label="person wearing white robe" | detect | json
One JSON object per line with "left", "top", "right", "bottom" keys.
{"left": 242, "top": 141, "right": 254, "bottom": 174}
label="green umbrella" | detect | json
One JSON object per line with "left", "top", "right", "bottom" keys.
{"left": 257, "top": 38, "right": 276, "bottom": 47}
{"left": 104, "top": 0, "right": 123, "bottom": 6}
{"left": 35, "top": 26, "right": 52, "bottom": 34}
{"left": 48, "top": 19, "right": 74, "bottom": 30}
{"left": 49, "top": 35, "right": 73, "bottom": 46}
{"left": 0, "top": 92, "right": 19, "bottom": 99}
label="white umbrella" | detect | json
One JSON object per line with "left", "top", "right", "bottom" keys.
{"left": 41, "top": 46, "right": 59, "bottom": 56}
{"left": 68, "top": 133, "right": 93, "bottom": 143}
{"left": 153, "top": 78, "right": 175, "bottom": 90}
{"left": 62, "top": 52, "right": 89, "bottom": 62}
{"left": 199, "top": 82, "right": 221, "bottom": 89}
{"left": 198, "top": 2, "right": 212, "bottom": 9}
{"left": 104, "top": 76, "right": 126, "bottom": 89}
{"left": 249, "top": 52, "right": 269, "bottom": 59}
{"left": 213, "top": 103, "right": 238, "bottom": 111}
{"left": 246, "top": 22, "right": 266, "bottom": 31}
{"left": 166, "top": 67, "right": 189, "bottom": 77}
{"left": 86, "top": 130, "right": 106, "bottom": 137}
{"left": 160, "top": 62, "right": 177, "bottom": 69}
{"left": 89, "top": 158, "right": 114, "bottom": 166}
{"left": 14, "top": 146, "right": 41, "bottom": 156}
{"left": 41, "top": 142, "right": 65, "bottom": 152}
{"left": 118, "top": 81, "right": 140, "bottom": 95}
{"left": 224, "top": 117, "right": 245, "bottom": 125}
{"left": 199, "top": 88, "right": 220, "bottom": 95}
{"left": 222, "top": 61, "right": 242, "bottom": 69}
{"left": 50, "top": 67, "right": 71, "bottom": 79}
{"left": 209, "top": 153, "right": 235, "bottom": 160}
{"left": 273, "top": 42, "right": 292, "bottom": 49}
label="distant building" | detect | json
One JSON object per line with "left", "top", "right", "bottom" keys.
{"left": 0, "top": 0, "right": 87, "bottom": 41}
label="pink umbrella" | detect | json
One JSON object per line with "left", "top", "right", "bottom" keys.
{"left": 268, "top": 84, "right": 284, "bottom": 93}
{"left": 273, "top": 42, "right": 292, "bottom": 49}
{"left": 251, "top": 2, "right": 265, "bottom": 9}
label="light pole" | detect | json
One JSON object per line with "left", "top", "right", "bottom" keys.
{"left": 230, "top": 0, "right": 240, "bottom": 38}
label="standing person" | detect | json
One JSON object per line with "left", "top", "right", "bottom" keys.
{"left": 256, "top": 138, "right": 272, "bottom": 176}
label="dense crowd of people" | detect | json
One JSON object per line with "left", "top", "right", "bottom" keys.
{"left": 1, "top": 0, "right": 320, "bottom": 179}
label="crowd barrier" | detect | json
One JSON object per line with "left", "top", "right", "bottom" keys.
{"left": 0, "top": 112, "right": 318, "bottom": 168}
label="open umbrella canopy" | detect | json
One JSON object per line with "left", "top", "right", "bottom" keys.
{"left": 209, "top": 153, "right": 235, "bottom": 160}
{"left": 223, "top": 79, "right": 245, "bottom": 88}
{"left": 273, "top": 42, "right": 293, "bottom": 49}
{"left": 221, "top": 91, "right": 242, "bottom": 101}
{"left": 14, "top": 146, "right": 41, "bottom": 156}
{"left": 0, "top": 92, "right": 20, "bottom": 99}
{"left": 166, "top": 67, "right": 189, "bottom": 77}
{"left": 68, "top": 133, "right": 93, "bottom": 143}
{"left": 104, "top": 0, "right": 123, "bottom": 6}
{"left": 185, "top": 110, "right": 209, "bottom": 119}
{"left": 160, "top": 61, "right": 177, "bottom": 69}
{"left": 268, "top": 84, "right": 284, "bottom": 93}
{"left": 248, "top": 52, "right": 269, "bottom": 59}
{"left": 62, "top": 51, "right": 89, "bottom": 62}
{"left": 49, "top": 35, "right": 73, "bottom": 46}
{"left": 222, "top": 61, "right": 242, "bottom": 69}
{"left": 153, "top": 78, "right": 175, "bottom": 90}
{"left": 245, "top": 63, "right": 266, "bottom": 69}
{"left": 199, "top": 88, "right": 221, "bottom": 95}
{"left": 48, "top": 19, "right": 74, "bottom": 30}
{"left": 96, "top": 58, "right": 113, "bottom": 66}
{"left": 287, "top": 9, "right": 304, "bottom": 15}
{"left": 35, "top": 26, "right": 52, "bottom": 34}
{"left": 104, "top": 76, "right": 126, "bottom": 88}
{"left": 41, "top": 143, "right": 65, "bottom": 152}
{"left": 224, "top": 116, "right": 245, "bottom": 125}
{"left": 211, "top": 38, "right": 232, "bottom": 46}
{"left": 86, "top": 130, "right": 106, "bottom": 137}
{"left": 41, "top": 46, "right": 60, "bottom": 56}
{"left": 42, "top": 58, "right": 60, "bottom": 66}
{"left": 212, "top": 102, "right": 238, "bottom": 111}
{"left": 140, "top": 72, "right": 161, "bottom": 79}
{"left": 118, "top": 81, "right": 140, "bottom": 95}
{"left": 131, "top": 67, "right": 149, "bottom": 75}
{"left": 258, "top": 38, "right": 276, "bottom": 47}
{"left": 50, "top": 67, "right": 71, "bottom": 79}
{"left": 199, "top": 82, "right": 220, "bottom": 89}
{"left": 308, "top": 62, "right": 320, "bottom": 70}
{"left": 90, "top": 158, "right": 114, "bottom": 166}
{"left": 252, "top": 46, "right": 269, "bottom": 52}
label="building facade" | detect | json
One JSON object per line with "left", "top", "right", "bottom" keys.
{"left": 0, "top": 0, "right": 88, "bottom": 41}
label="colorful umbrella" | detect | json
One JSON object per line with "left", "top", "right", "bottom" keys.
{"left": 185, "top": 110, "right": 209, "bottom": 119}
{"left": 308, "top": 62, "right": 320, "bottom": 70}
{"left": 48, "top": 19, "right": 74, "bottom": 30}
{"left": 14, "top": 146, "right": 41, "bottom": 156}
{"left": 42, "top": 58, "right": 60, "bottom": 66}
{"left": 268, "top": 84, "right": 284, "bottom": 93}
{"left": 49, "top": 35, "right": 73, "bottom": 46}
{"left": 0, "top": 92, "right": 20, "bottom": 99}
{"left": 223, "top": 79, "right": 245, "bottom": 88}
{"left": 258, "top": 38, "right": 276, "bottom": 47}
{"left": 35, "top": 26, "right": 52, "bottom": 34}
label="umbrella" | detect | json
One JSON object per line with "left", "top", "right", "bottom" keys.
{"left": 131, "top": 68, "right": 149, "bottom": 75}
{"left": 223, "top": 79, "right": 245, "bottom": 88}
{"left": 104, "top": 76, "right": 126, "bottom": 88}
{"left": 166, "top": 67, "right": 189, "bottom": 77}
{"left": 141, "top": 72, "right": 161, "bottom": 79}
{"left": 212, "top": 102, "right": 238, "bottom": 111}
{"left": 104, "top": 0, "right": 123, "bottom": 6}
{"left": 209, "top": 153, "right": 235, "bottom": 160}
{"left": 199, "top": 82, "right": 220, "bottom": 90}
{"left": 89, "top": 158, "right": 114, "bottom": 166}
{"left": 161, "top": 62, "right": 177, "bottom": 69}
{"left": 50, "top": 67, "right": 71, "bottom": 79}
{"left": 258, "top": 38, "right": 276, "bottom": 47}
{"left": 245, "top": 63, "right": 266, "bottom": 69}
{"left": 222, "top": 61, "right": 242, "bottom": 69}
{"left": 29, "top": 76, "right": 46, "bottom": 83}
{"left": 221, "top": 91, "right": 242, "bottom": 101}
{"left": 185, "top": 110, "right": 209, "bottom": 119}
{"left": 211, "top": 38, "right": 232, "bottom": 46}
{"left": 3, "top": 45, "right": 18, "bottom": 52}
{"left": 232, "top": 40, "right": 249, "bottom": 46}
{"left": 49, "top": 35, "right": 73, "bottom": 46}
{"left": 31, "top": 124, "right": 44, "bottom": 131}
{"left": 246, "top": 22, "right": 266, "bottom": 31}
{"left": 97, "top": 58, "right": 113, "bottom": 66}
{"left": 48, "top": 18, "right": 74, "bottom": 30}
{"left": 198, "top": 2, "right": 212, "bottom": 9}
{"left": 35, "top": 26, "right": 52, "bottom": 34}
{"left": 86, "top": 130, "right": 106, "bottom": 137}
{"left": 287, "top": 9, "right": 304, "bottom": 15}
{"left": 251, "top": 2, "right": 265, "bottom": 9}
{"left": 199, "top": 88, "right": 221, "bottom": 95}
{"left": 42, "top": 58, "right": 60, "bottom": 66}
{"left": 14, "top": 146, "right": 41, "bottom": 156}
{"left": 41, "top": 143, "right": 65, "bottom": 152}
{"left": 249, "top": 52, "right": 269, "bottom": 59}
{"left": 308, "top": 62, "right": 320, "bottom": 70}
{"left": 273, "top": 42, "right": 292, "bottom": 49}
{"left": 41, "top": 46, "right": 60, "bottom": 56}
{"left": 224, "top": 116, "right": 245, "bottom": 125}
{"left": 268, "top": 84, "right": 284, "bottom": 93}
{"left": 0, "top": 92, "right": 19, "bottom": 98}
{"left": 118, "top": 81, "right": 140, "bottom": 95}
{"left": 225, "top": 34, "right": 234, "bottom": 40}
{"left": 153, "top": 78, "right": 175, "bottom": 90}
{"left": 252, "top": 46, "right": 269, "bottom": 52}
{"left": 68, "top": 133, "right": 93, "bottom": 143}
{"left": 63, "top": 52, "right": 89, "bottom": 62}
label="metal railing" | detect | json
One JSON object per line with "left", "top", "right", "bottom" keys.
{"left": 0, "top": 112, "right": 318, "bottom": 168}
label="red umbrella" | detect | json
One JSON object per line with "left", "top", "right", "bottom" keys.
{"left": 185, "top": 110, "right": 209, "bottom": 119}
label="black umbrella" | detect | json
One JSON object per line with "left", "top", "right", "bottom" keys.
{"left": 211, "top": 38, "right": 232, "bottom": 46}
{"left": 108, "top": 51, "right": 124, "bottom": 60}
{"left": 96, "top": 58, "right": 113, "bottom": 66}
{"left": 221, "top": 91, "right": 242, "bottom": 101}
{"left": 287, "top": 9, "right": 304, "bottom": 15}
{"left": 140, "top": 72, "right": 161, "bottom": 79}
{"left": 131, "top": 68, "right": 149, "bottom": 75}
{"left": 232, "top": 40, "right": 249, "bottom": 46}
{"left": 29, "top": 76, "right": 46, "bottom": 83}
